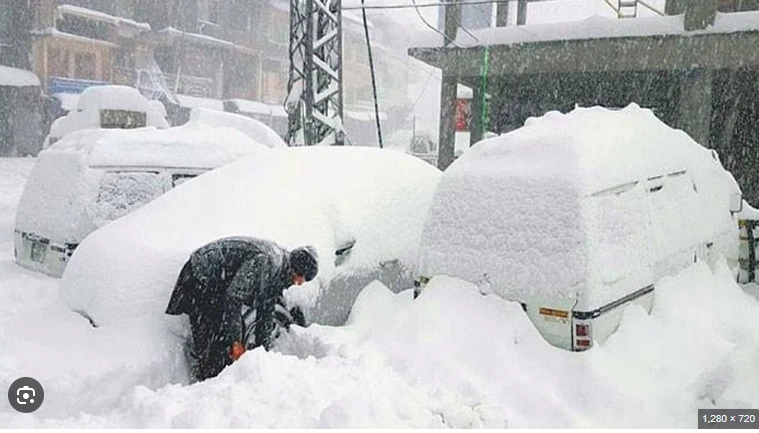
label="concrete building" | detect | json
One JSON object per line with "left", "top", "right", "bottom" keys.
{"left": 410, "top": 0, "right": 759, "bottom": 204}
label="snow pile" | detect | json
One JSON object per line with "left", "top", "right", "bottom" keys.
{"left": 0, "top": 65, "right": 41, "bottom": 87}
{"left": 60, "top": 146, "right": 441, "bottom": 327}
{"left": 418, "top": 104, "right": 741, "bottom": 307}
{"left": 8, "top": 258, "right": 758, "bottom": 428}
{"left": 190, "top": 108, "right": 286, "bottom": 149}
{"left": 15, "top": 124, "right": 271, "bottom": 245}
{"left": 361, "top": 261, "right": 759, "bottom": 428}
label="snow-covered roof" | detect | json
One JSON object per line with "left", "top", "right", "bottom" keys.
{"left": 0, "top": 65, "right": 40, "bottom": 87}
{"left": 52, "top": 92, "right": 80, "bottom": 111}
{"left": 57, "top": 4, "right": 151, "bottom": 30}
{"left": 175, "top": 94, "right": 224, "bottom": 111}
{"left": 412, "top": 11, "right": 759, "bottom": 49}
{"left": 226, "top": 98, "right": 272, "bottom": 116}
{"left": 31, "top": 27, "right": 119, "bottom": 47}
{"left": 157, "top": 27, "right": 234, "bottom": 49}
{"left": 60, "top": 146, "right": 441, "bottom": 327}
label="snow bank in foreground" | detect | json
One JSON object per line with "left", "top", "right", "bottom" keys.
{"left": 363, "top": 261, "right": 759, "bottom": 428}
{"left": 3, "top": 254, "right": 759, "bottom": 427}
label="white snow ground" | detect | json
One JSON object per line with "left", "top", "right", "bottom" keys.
{"left": 1, "top": 157, "right": 759, "bottom": 428}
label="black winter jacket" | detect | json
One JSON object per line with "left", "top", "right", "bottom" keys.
{"left": 166, "top": 236, "right": 293, "bottom": 349}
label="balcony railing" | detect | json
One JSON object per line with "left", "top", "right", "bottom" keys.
{"left": 163, "top": 73, "right": 216, "bottom": 98}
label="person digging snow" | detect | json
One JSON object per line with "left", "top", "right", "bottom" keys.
{"left": 165, "top": 236, "right": 318, "bottom": 380}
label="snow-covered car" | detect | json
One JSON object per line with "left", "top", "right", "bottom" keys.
{"left": 44, "top": 85, "right": 170, "bottom": 148}
{"left": 189, "top": 107, "right": 286, "bottom": 149}
{"left": 15, "top": 121, "right": 271, "bottom": 277}
{"left": 59, "top": 146, "right": 441, "bottom": 332}
{"left": 414, "top": 104, "right": 747, "bottom": 352}
{"left": 386, "top": 129, "right": 438, "bottom": 166}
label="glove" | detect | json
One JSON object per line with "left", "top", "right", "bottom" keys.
{"left": 230, "top": 340, "right": 245, "bottom": 361}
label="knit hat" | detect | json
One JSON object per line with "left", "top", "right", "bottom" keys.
{"left": 290, "top": 246, "right": 318, "bottom": 281}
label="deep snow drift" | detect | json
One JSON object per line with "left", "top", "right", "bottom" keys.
{"left": 1, "top": 157, "right": 758, "bottom": 428}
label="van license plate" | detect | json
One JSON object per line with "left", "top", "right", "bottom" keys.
{"left": 30, "top": 241, "right": 46, "bottom": 263}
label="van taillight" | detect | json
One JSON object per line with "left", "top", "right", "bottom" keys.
{"left": 575, "top": 324, "right": 589, "bottom": 337}
{"left": 576, "top": 339, "right": 591, "bottom": 348}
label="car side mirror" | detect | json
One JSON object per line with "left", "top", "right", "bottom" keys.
{"left": 334, "top": 238, "right": 356, "bottom": 267}
{"left": 730, "top": 193, "right": 743, "bottom": 213}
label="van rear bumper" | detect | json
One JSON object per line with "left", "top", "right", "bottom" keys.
{"left": 572, "top": 284, "right": 655, "bottom": 320}
{"left": 14, "top": 230, "right": 78, "bottom": 278}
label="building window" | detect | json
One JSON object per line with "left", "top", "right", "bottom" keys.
{"left": 75, "top": 52, "right": 97, "bottom": 79}
{"left": 57, "top": 15, "right": 110, "bottom": 41}
{"left": 49, "top": 48, "right": 70, "bottom": 78}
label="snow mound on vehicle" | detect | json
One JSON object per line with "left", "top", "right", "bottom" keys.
{"left": 418, "top": 104, "right": 741, "bottom": 304}
{"left": 60, "top": 146, "right": 440, "bottom": 328}
{"left": 15, "top": 124, "right": 271, "bottom": 244}
{"left": 46, "top": 121, "right": 270, "bottom": 168}
{"left": 190, "top": 108, "right": 287, "bottom": 149}
{"left": 47, "top": 85, "right": 170, "bottom": 143}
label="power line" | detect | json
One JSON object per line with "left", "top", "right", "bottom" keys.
{"left": 361, "top": 0, "right": 384, "bottom": 148}
{"left": 409, "top": 0, "right": 459, "bottom": 47}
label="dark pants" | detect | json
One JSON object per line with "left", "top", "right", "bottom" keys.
{"left": 166, "top": 260, "right": 289, "bottom": 381}
{"left": 167, "top": 261, "right": 235, "bottom": 381}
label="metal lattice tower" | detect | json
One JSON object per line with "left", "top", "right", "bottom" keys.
{"left": 286, "top": 0, "right": 344, "bottom": 146}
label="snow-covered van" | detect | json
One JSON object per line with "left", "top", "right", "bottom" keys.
{"left": 414, "top": 105, "right": 746, "bottom": 352}
{"left": 15, "top": 122, "right": 270, "bottom": 277}
{"left": 44, "top": 85, "right": 170, "bottom": 148}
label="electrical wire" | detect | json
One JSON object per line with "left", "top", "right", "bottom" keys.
{"left": 361, "top": 0, "right": 384, "bottom": 148}
{"left": 410, "top": 0, "right": 459, "bottom": 47}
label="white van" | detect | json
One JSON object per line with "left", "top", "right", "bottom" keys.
{"left": 414, "top": 105, "right": 746, "bottom": 351}
{"left": 15, "top": 122, "right": 270, "bottom": 277}
{"left": 45, "top": 85, "right": 170, "bottom": 147}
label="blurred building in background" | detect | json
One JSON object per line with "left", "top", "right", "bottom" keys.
{"left": 0, "top": 0, "right": 422, "bottom": 149}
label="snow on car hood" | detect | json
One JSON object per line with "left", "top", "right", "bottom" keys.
{"left": 60, "top": 146, "right": 441, "bottom": 327}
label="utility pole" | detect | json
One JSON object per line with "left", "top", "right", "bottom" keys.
{"left": 286, "top": 0, "right": 344, "bottom": 146}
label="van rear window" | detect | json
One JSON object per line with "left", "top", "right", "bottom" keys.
{"left": 100, "top": 110, "right": 147, "bottom": 129}
{"left": 93, "top": 172, "right": 167, "bottom": 223}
